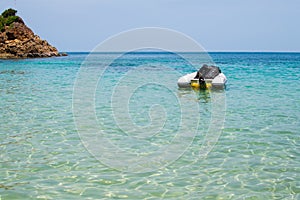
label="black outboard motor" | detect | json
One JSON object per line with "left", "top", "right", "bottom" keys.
{"left": 199, "top": 76, "right": 206, "bottom": 89}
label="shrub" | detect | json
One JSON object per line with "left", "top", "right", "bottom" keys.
{"left": 0, "top": 16, "right": 4, "bottom": 32}
{"left": 0, "top": 24, "right": 4, "bottom": 32}
{"left": 0, "top": 9, "right": 20, "bottom": 32}
{"left": 5, "top": 16, "right": 19, "bottom": 26}
{"left": 2, "top": 8, "right": 17, "bottom": 18}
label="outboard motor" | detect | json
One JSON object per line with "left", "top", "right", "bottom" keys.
{"left": 199, "top": 76, "right": 206, "bottom": 89}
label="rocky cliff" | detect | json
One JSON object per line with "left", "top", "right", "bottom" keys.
{"left": 0, "top": 8, "right": 66, "bottom": 59}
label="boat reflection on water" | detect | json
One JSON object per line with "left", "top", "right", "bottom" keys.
{"left": 177, "top": 86, "right": 226, "bottom": 104}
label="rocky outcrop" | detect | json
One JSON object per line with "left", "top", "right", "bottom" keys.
{"left": 0, "top": 9, "right": 66, "bottom": 59}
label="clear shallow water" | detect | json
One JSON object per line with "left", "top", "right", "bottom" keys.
{"left": 0, "top": 52, "right": 299, "bottom": 199}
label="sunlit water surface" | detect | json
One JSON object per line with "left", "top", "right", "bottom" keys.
{"left": 0, "top": 52, "right": 299, "bottom": 199}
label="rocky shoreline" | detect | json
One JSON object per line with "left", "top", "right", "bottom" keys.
{"left": 0, "top": 8, "right": 66, "bottom": 59}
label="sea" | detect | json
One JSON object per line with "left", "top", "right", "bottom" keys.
{"left": 0, "top": 52, "right": 299, "bottom": 199}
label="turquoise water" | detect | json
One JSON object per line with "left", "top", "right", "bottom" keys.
{"left": 0, "top": 52, "right": 299, "bottom": 199}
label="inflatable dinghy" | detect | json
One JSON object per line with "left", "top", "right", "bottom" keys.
{"left": 177, "top": 65, "right": 227, "bottom": 89}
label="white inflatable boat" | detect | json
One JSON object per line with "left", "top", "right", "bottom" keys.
{"left": 177, "top": 65, "right": 227, "bottom": 89}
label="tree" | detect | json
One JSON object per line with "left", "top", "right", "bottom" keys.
{"left": 2, "top": 8, "right": 17, "bottom": 18}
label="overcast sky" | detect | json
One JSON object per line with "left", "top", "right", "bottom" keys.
{"left": 0, "top": 0, "right": 299, "bottom": 52}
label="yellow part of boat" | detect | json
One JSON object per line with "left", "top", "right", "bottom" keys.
{"left": 191, "top": 82, "right": 212, "bottom": 89}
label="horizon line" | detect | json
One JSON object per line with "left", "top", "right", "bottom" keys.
{"left": 60, "top": 51, "right": 300, "bottom": 53}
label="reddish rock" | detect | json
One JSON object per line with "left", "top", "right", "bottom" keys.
{"left": 0, "top": 21, "right": 66, "bottom": 59}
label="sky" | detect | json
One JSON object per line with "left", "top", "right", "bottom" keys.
{"left": 0, "top": 0, "right": 299, "bottom": 52}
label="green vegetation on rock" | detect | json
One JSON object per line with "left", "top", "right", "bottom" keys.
{"left": 0, "top": 8, "right": 19, "bottom": 32}
{"left": 2, "top": 8, "right": 17, "bottom": 18}
{"left": 0, "top": 17, "right": 4, "bottom": 32}
{"left": 6, "top": 16, "right": 19, "bottom": 25}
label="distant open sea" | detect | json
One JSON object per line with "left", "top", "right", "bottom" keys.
{"left": 0, "top": 52, "right": 299, "bottom": 199}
